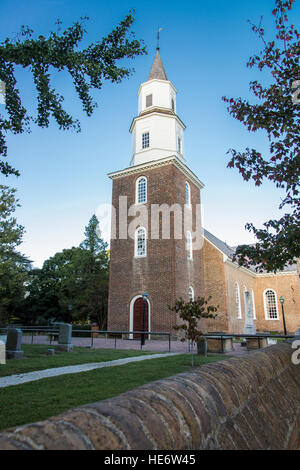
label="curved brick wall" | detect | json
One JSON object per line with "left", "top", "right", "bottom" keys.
{"left": 0, "top": 342, "right": 299, "bottom": 450}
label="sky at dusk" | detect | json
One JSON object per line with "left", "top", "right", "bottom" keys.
{"left": 1, "top": 0, "right": 299, "bottom": 267}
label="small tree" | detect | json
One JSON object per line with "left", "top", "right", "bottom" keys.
{"left": 169, "top": 296, "right": 218, "bottom": 366}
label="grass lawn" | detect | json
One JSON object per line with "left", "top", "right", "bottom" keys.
{"left": 0, "top": 344, "right": 154, "bottom": 378}
{"left": 0, "top": 353, "right": 229, "bottom": 431}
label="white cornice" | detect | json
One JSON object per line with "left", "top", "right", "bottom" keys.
{"left": 107, "top": 155, "right": 205, "bottom": 190}
{"left": 129, "top": 111, "right": 186, "bottom": 133}
{"left": 137, "top": 79, "right": 177, "bottom": 96}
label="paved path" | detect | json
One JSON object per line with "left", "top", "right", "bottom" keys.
{"left": 0, "top": 352, "right": 179, "bottom": 389}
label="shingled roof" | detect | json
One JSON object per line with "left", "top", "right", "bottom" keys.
{"left": 148, "top": 49, "right": 168, "bottom": 81}
{"left": 203, "top": 228, "right": 297, "bottom": 274}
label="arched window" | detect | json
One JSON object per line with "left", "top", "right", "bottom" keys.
{"left": 264, "top": 289, "right": 279, "bottom": 320}
{"left": 189, "top": 286, "right": 194, "bottom": 301}
{"left": 235, "top": 282, "right": 242, "bottom": 319}
{"left": 186, "top": 231, "right": 193, "bottom": 260}
{"left": 136, "top": 176, "right": 147, "bottom": 204}
{"left": 185, "top": 181, "right": 191, "bottom": 205}
{"left": 135, "top": 227, "right": 147, "bottom": 257}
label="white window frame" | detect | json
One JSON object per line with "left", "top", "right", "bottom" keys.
{"left": 189, "top": 286, "right": 194, "bottom": 301}
{"left": 263, "top": 289, "right": 279, "bottom": 320}
{"left": 178, "top": 136, "right": 182, "bottom": 154}
{"left": 142, "top": 131, "right": 150, "bottom": 149}
{"left": 235, "top": 282, "right": 242, "bottom": 319}
{"left": 186, "top": 231, "right": 193, "bottom": 260}
{"left": 135, "top": 226, "right": 147, "bottom": 258}
{"left": 136, "top": 176, "right": 147, "bottom": 204}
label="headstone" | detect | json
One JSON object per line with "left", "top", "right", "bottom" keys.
{"left": 55, "top": 324, "right": 73, "bottom": 352}
{"left": 294, "top": 327, "right": 300, "bottom": 337}
{"left": 6, "top": 328, "right": 24, "bottom": 359}
{"left": 244, "top": 291, "right": 256, "bottom": 336}
{"left": 47, "top": 349, "right": 55, "bottom": 356}
{"left": 0, "top": 339, "right": 5, "bottom": 364}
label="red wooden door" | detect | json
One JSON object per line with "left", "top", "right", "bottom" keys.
{"left": 133, "top": 297, "right": 149, "bottom": 339}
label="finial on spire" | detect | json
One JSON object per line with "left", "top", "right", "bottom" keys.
{"left": 157, "top": 27, "right": 163, "bottom": 50}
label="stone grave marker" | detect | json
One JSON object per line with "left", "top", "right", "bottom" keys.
{"left": 6, "top": 328, "right": 24, "bottom": 359}
{"left": 55, "top": 324, "right": 73, "bottom": 352}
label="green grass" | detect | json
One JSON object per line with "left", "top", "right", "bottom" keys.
{"left": 0, "top": 353, "right": 229, "bottom": 431}
{"left": 0, "top": 344, "right": 154, "bottom": 378}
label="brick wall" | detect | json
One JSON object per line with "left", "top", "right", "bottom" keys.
{"left": 107, "top": 162, "right": 203, "bottom": 336}
{"left": 202, "top": 238, "right": 228, "bottom": 332}
{"left": 224, "top": 262, "right": 256, "bottom": 334}
{"left": 254, "top": 274, "right": 300, "bottom": 334}
{"left": 1, "top": 342, "right": 299, "bottom": 450}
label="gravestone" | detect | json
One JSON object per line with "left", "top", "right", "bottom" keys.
{"left": 244, "top": 291, "right": 256, "bottom": 336}
{"left": 6, "top": 328, "right": 24, "bottom": 360}
{"left": 55, "top": 324, "right": 73, "bottom": 352}
{"left": 0, "top": 339, "right": 5, "bottom": 364}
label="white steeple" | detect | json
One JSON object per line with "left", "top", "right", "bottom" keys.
{"left": 129, "top": 49, "right": 186, "bottom": 167}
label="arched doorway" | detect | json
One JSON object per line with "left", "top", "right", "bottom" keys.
{"left": 130, "top": 296, "right": 150, "bottom": 339}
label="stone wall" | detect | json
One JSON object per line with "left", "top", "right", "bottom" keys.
{"left": 0, "top": 342, "right": 299, "bottom": 450}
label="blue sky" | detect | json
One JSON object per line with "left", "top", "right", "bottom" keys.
{"left": 1, "top": 0, "right": 299, "bottom": 267}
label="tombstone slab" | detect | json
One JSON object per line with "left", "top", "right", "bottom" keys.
{"left": 0, "top": 340, "right": 5, "bottom": 364}
{"left": 55, "top": 324, "right": 73, "bottom": 352}
{"left": 6, "top": 328, "right": 24, "bottom": 360}
{"left": 244, "top": 291, "right": 256, "bottom": 336}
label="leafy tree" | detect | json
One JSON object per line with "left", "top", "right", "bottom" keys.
{"left": 222, "top": 0, "right": 300, "bottom": 273}
{"left": 169, "top": 297, "right": 218, "bottom": 365}
{"left": 0, "top": 12, "right": 146, "bottom": 176}
{"left": 21, "top": 215, "right": 109, "bottom": 327}
{"left": 0, "top": 185, "right": 31, "bottom": 325}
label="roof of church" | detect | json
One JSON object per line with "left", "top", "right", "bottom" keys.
{"left": 203, "top": 229, "right": 235, "bottom": 258}
{"left": 148, "top": 49, "right": 168, "bottom": 81}
{"left": 203, "top": 228, "right": 297, "bottom": 274}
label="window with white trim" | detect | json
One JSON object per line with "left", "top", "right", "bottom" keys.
{"left": 171, "top": 98, "right": 175, "bottom": 111}
{"left": 136, "top": 176, "right": 147, "bottom": 204}
{"left": 189, "top": 286, "right": 194, "bottom": 301}
{"left": 185, "top": 181, "right": 191, "bottom": 205}
{"left": 178, "top": 136, "right": 182, "bottom": 154}
{"left": 235, "top": 282, "right": 242, "bottom": 318}
{"left": 186, "top": 231, "right": 193, "bottom": 260}
{"left": 264, "top": 289, "right": 279, "bottom": 319}
{"left": 142, "top": 132, "right": 150, "bottom": 149}
{"left": 135, "top": 227, "right": 147, "bottom": 257}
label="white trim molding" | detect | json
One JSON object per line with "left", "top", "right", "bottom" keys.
{"left": 129, "top": 295, "right": 151, "bottom": 340}
{"left": 263, "top": 288, "right": 279, "bottom": 320}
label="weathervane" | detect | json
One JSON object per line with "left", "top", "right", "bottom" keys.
{"left": 157, "top": 27, "right": 163, "bottom": 50}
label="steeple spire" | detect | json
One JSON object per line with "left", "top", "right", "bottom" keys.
{"left": 148, "top": 49, "right": 168, "bottom": 81}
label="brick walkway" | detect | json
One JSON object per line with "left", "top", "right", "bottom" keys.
{"left": 22, "top": 334, "right": 251, "bottom": 356}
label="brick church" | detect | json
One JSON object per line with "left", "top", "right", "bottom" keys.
{"left": 107, "top": 49, "right": 300, "bottom": 337}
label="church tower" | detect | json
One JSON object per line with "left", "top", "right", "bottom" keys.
{"left": 107, "top": 48, "right": 205, "bottom": 336}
